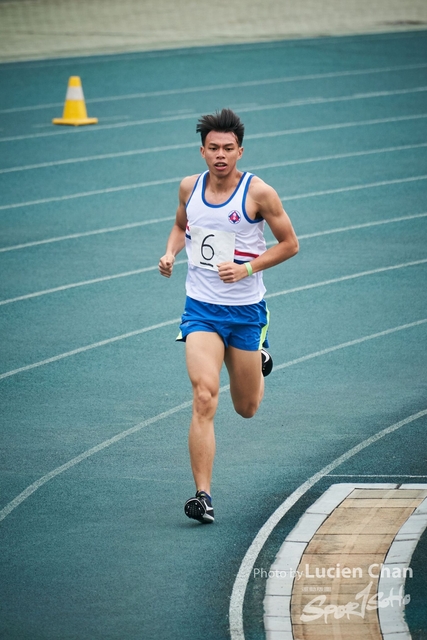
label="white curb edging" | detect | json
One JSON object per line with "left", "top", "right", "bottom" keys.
{"left": 263, "top": 483, "right": 427, "bottom": 640}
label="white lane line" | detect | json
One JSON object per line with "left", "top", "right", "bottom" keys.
{"left": 1, "top": 262, "right": 426, "bottom": 377}
{"left": 265, "top": 259, "right": 427, "bottom": 300}
{"left": 0, "top": 216, "right": 177, "bottom": 253}
{"left": 2, "top": 62, "right": 426, "bottom": 114}
{"left": 1, "top": 211, "right": 426, "bottom": 255}
{"left": 0, "top": 112, "right": 195, "bottom": 143}
{"left": 0, "top": 245, "right": 427, "bottom": 306}
{"left": 270, "top": 319, "right": 427, "bottom": 374}
{"left": 1, "top": 113, "right": 425, "bottom": 158}
{"left": 1, "top": 119, "right": 427, "bottom": 213}
{"left": 329, "top": 474, "right": 427, "bottom": 477}
{"left": 0, "top": 318, "right": 181, "bottom": 381}
{"left": 2, "top": 210, "right": 426, "bottom": 255}
{"left": 0, "top": 176, "right": 183, "bottom": 212}
{"left": 0, "top": 397, "right": 193, "bottom": 523}
{"left": 295, "top": 212, "right": 427, "bottom": 241}
{"left": 1, "top": 138, "right": 426, "bottom": 177}
{"left": 244, "top": 86, "right": 427, "bottom": 115}
{"left": 0, "top": 142, "right": 198, "bottom": 174}
{"left": 0, "top": 261, "right": 187, "bottom": 306}
{"left": 187, "top": 113, "right": 427, "bottom": 140}
{"left": 281, "top": 174, "right": 427, "bottom": 201}
{"left": 228, "top": 408, "right": 427, "bottom": 640}
{"left": 1, "top": 87, "right": 426, "bottom": 143}
{"left": 1, "top": 256, "right": 426, "bottom": 307}
{"left": 0, "top": 112, "right": 424, "bottom": 172}
{"left": 1, "top": 323, "right": 426, "bottom": 524}
{"left": 248, "top": 142, "right": 427, "bottom": 173}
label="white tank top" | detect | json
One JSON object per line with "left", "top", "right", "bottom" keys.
{"left": 185, "top": 171, "right": 267, "bottom": 305}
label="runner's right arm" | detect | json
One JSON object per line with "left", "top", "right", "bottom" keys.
{"left": 158, "top": 176, "right": 197, "bottom": 278}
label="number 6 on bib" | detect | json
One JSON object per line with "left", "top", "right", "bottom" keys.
{"left": 191, "top": 226, "right": 235, "bottom": 271}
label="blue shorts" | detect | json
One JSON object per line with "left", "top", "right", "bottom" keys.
{"left": 177, "top": 296, "right": 270, "bottom": 351}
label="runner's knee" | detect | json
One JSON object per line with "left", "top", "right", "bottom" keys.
{"left": 193, "top": 382, "right": 218, "bottom": 418}
{"left": 234, "top": 398, "right": 260, "bottom": 419}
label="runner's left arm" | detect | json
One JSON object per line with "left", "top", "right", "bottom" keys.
{"left": 218, "top": 179, "right": 299, "bottom": 283}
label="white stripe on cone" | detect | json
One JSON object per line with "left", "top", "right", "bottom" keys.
{"left": 66, "top": 86, "right": 84, "bottom": 101}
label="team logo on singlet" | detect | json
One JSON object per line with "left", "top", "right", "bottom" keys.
{"left": 228, "top": 210, "right": 241, "bottom": 224}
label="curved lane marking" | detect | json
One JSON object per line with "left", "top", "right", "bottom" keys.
{"left": 228, "top": 409, "right": 427, "bottom": 639}
{"left": 0, "top": 320, "right": 426, "bottom": 525}
{"left": 262, "top": 483, "right": 427, "bottom": 639}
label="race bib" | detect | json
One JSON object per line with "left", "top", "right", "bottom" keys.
{"left": 191, "top": 226, "right": 235, "bottom": 271}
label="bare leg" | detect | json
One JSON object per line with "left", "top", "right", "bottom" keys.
{"left": 224, "top": 346, "right": 264, "bottom": 418}
{"left": 185, "top": 331, "right": 225, "bottom": 495}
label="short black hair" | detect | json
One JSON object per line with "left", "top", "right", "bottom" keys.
{"left": 196, "top": 108, "right": 244, "bottom": 146}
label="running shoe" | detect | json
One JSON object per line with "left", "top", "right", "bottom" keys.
{"left": 261, "top": 349, "right": 273, "bottom": 377}
{"left": 184, "top": 490, "right": 214, "bottom": 523}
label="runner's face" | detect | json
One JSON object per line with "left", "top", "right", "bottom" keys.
{"left": 201, "top": 131, "right": 243, "bottom": 176}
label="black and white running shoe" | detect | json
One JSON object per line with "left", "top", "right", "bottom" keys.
{"left": 261, "top": 349, "right": 273, "bottom": 377}
{"left": 184, "top": 490, "right": 214, "bottom": 524}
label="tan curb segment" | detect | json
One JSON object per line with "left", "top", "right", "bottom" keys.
{"left": 263, "top": 484, "right": 427, "bottom": 640}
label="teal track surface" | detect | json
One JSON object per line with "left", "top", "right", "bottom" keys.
{"left": 1, "top": 31, "right": 427, "bottom": 640}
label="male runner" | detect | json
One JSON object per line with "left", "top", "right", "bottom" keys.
{"left": 159, "top": 109, "right": 299, "bottom": 524}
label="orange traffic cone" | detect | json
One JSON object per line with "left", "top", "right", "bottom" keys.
{"left": 52, "top": 76, "right": 98, "bottom": 126}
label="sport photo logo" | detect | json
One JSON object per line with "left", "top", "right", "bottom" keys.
{"left": 300, "top": 581, "right": 411, "bottom": 623}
